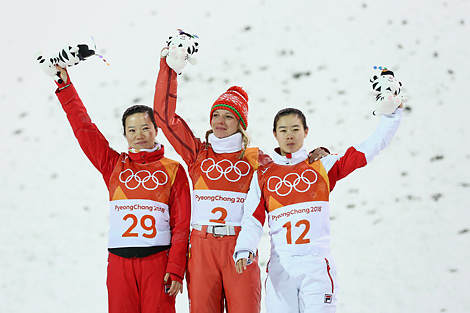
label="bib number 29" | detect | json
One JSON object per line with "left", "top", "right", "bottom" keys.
{"left": 282, "top": 220, "right": 310, "bottom": 244}
{"left": 122, "top": 214, "right": 157, "bottom": 238}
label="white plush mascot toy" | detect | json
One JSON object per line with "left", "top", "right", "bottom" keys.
{"left": 370, "top": 66, "right": 408, "bottom": 115}
{"left": 37, "top": 44, "right": 96, "bottom": 83}
{"left": 161, "top": 29, "right": 199, "bottom": 75}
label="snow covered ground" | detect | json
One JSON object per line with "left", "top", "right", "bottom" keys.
{"left": 1, "top": 0, "right": 469, "bottom": 312}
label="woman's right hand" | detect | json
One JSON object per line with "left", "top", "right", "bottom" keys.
{"left": 235, "top": 258, "right": 248, "bottom": 274}
{"left": 235, "top": 252, "right": 255, "bottom": 274}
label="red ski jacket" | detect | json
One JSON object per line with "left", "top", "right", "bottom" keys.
{"left": 55, "top": 79, "right": 191, "bottom": 282}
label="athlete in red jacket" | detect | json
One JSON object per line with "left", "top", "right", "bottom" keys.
{"left": 154, "top": 52, "right": 328, "bottom": 313}
{"left": 53, "top": 66, "right": 191, "bottom": 313}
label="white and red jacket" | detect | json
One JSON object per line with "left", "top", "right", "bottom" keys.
{"left": 234, "top": 109, "right": 403, "bottom": 261}
{"left": 154, "top": 58, "right": 272, "bottom": 226}
{"left": 55, "top": 79, "right": 191, "bottom": 281}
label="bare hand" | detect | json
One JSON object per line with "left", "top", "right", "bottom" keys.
{"left": 235, "top": 253, "right": 255, "bottom": 274}
{"left": 55, "top": 65, "right": 68, "bottom": 84}
{"left": 164, "top": 273, "right": 183, "bottom": 297}
{"left": 235, "top": 258, "right": 248, "bottom": 274}
{"left": 309, "top": 147, "right": 329, "bottom": 163}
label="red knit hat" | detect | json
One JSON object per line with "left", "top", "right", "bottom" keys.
{"left": 210, "top": 86, "right": 249, "bottom": 130}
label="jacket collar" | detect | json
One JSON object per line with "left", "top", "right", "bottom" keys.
{"left": 128, "top": 143, "right": 165, "bottom": 163}
{"left": 208, "top": 132, "right": 243, "bottom": 153}
{"left": 272, "top": 146, "right": 308, "bottom": 165}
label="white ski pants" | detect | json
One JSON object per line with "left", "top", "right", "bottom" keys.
{"left": 265, "top": 253, "right": 338, "bottom": 313}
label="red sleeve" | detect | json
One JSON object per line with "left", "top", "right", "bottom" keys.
{"left": 257, "top": 149, "right": 273, "bottom": 168}
{"left": 166, "top": 164, "right": 191, "bottom": 282}
{"left": 55, "top": 80, "right": 120, "bottom": 187}
{"left": 326, "top": 147, "right": 367, "bottom": 191}
{"left": 153, "top": 57, "right": 204, "bottom": 166}
{"left": 252, "top": 196, "right": 267, "bottom": 226}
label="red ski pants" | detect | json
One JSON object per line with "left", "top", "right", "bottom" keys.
{"left": 187, "top": 227, "right": 261, "bottom": 313}
{"left": 107, "top": 251, "right": 175, "bottom": 313}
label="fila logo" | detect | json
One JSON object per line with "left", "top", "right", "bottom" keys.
{"left": 164, "top": 284, "right": 171, "bottom": 294}
{"left": 324, "top": 294, "right": 332, "bottom": 304}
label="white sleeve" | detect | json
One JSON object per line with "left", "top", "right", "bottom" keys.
{"left": 321, "top": 108, "right": 403, "bottom": 173}
{"left": 355, "top": 108, "right": 403, "bottom": 163}
{"left": 233, "top": 171, "right": 265, "bottom": 265}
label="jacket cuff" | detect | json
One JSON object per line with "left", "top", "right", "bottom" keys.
{"left": 55, "top": 82, "right": 77, "bottom": 104}
{"left": 160, "top": 56, "right": 177, "bottom": 75}
{"left": 166, "top": 262, "right": 185, "bottom": 281}
{"left": 169, "top": 273, "right": 183, "bottom": 284}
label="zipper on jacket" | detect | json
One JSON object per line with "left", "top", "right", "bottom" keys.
{"left": 325, "top": 258, "right": 334, "bottom": 293}
{"left": 141, "top": 152, "right": 146, "bottom": 164}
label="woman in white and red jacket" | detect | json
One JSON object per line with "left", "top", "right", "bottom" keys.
{"left": 52, "top": 66, "right": 191, "bottom": 313}
{"left": 234, "top": 104, "right": 403, "bottom": 313}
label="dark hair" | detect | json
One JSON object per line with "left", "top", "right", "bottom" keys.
{"left": 273, "top": 108, "right": 308, "bottom": 132}
{"left": 122, "top": 105, "right": 158, "bottom": 135}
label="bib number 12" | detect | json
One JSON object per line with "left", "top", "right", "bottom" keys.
{"left": 282, "top": 220, "right": 310, "bottom": 244}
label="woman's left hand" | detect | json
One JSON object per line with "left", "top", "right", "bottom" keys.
{"left": 164, "top": 273, "right": 183, "bottom": 297}
{"left": 308, "top": 147, "right": 330, "bottom": 163}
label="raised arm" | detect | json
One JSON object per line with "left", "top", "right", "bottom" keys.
{"left": 153, "top": 55, "right": 203, "bottom": 166}
{"left": 54, "top": 67, "right": 120, "bottom": 187}
{"left": 321, "top": 108, "right": 403, "bottom": 191}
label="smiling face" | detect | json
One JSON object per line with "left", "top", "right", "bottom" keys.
{"left": 210, "top": 109, "right": 240, "bottom": 138}
{"left": 273, "top": 113, "right": 309, "bottom": 156}
{"left": 124, "top": 112, "right": 158, "bottom": 150}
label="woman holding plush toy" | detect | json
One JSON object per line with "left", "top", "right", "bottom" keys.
{"left": 153, "top": 42, "right": 328, "bottom": 312}
{"left": 233, "top": 99, "right": 404, "bottom": 313}
{"left": 51, "top": 65, "right": 191, "bottom": 313}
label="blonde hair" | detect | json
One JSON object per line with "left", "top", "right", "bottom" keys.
{"left": 205, "top": 124, "right": 251, "bottom": 159}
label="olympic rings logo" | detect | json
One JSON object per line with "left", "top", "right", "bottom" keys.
{"left": 119, "top": 169, "right": 168, "bottom": 190}
{"left": 201, "top": 158, "right": 251, "bottom": 182}
{"left": 267, "top": 169, "right": 318, "bottom": 196}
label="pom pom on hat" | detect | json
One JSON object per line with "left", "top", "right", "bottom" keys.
{"left": 210, "top": 86, "right": 249, "bottom": 130}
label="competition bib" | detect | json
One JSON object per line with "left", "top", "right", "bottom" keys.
{"left": 268, "top": 201, "right": 330, "bottom": 256}
{"left": 191, "top": 189, "right": 247, "bottom": 226}
{"left": 108, "top": 199, "right": 171, "bottom": 248}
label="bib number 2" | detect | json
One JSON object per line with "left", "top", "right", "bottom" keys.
{"left": 122, "top": 214, "right": 157, "bottom": 238}
{"left": 209, "top": 207, "right": 227, "bottom": 224}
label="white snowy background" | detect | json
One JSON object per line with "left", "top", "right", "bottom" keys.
{"left": 1, "top": 0, "right": 469, "bottom": 312}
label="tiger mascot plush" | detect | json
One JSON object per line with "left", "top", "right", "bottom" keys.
{"left": 37, "top": 44, "right": 95, "bottom": 83}
{"left": 370, "top": 67, "right": 408, "bottom": 115}
{"left": 161, "top": 29, "right": 199, "bottom": 75}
